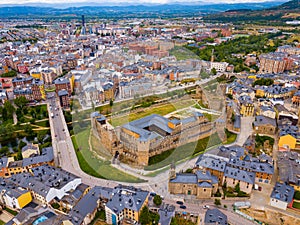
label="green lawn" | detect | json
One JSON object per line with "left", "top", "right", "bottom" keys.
{"left": 4, "top": 207, "right": 18, "bottom": 216}
{"left": 91, "top": 210, "right": 106, "bottom": 224}
{"left": 110, "top": 99, "right": 195, "bottom": 127}
{"left": 110, "top": 103, "right": 176, "bottom": 127}
{"left": 224, "top": 129, "right": 237, "bottom": 144}
{"left": 292, "top": 201, "right": 300, "bottom": 209}
{"left": 33, "top": 120, "right": 50, "bottom": 127}
{"left": 72, "top": 130, "right": 145, "bottom": 183}
{"left": 0, "top": 220, "right": 5, "bottom": 225}
{"left": 202, "top": 113, "right": 218, "bottom": 122}
{"left": 169, "top": 46, "right": 200, "bottom": 60}
{"left": 145, "top": 132, "right": 222, "bottom": 171}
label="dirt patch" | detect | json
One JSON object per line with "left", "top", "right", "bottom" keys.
{"left": 241, "top": 208, "right": 300, "bottom": 225}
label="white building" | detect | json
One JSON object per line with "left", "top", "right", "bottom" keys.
{"left": 270, "top": 182, "right": 294, "bottom": 210}
{"left": 210, "top": 62, "right": 229, "bottom": 73}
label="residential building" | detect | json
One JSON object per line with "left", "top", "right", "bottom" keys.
{"left": 158, "top": 203, "right": 175, "bottom": 225}
{"left": 54, "top": 77, "right": 72, "bottom": 96}
{"left": 278, "top": 125, "right": 299, "bottom": 150}
{"left": 105, "top": 186, "right": 149, "bottom": 225}
{"left": 0, "top": 181, "right": 32, "bottom": 210}
{"left": 278, "top": 151, "right": 300, "bottom": 191}
{"left": 270, "top": 182, "right": 294, "bottom": 210}
{"left": 204, "top": 208, "right": 228, "bottom": 225}
{"left": 223, "top": 166, "right": 255, "bottom": 194}
{"left": 238, "top": 96, "right": 254, "bottom": 117}
{"left": 253, "top": 115, "right": 276, "bottom": 135}
{"left": 292, "top": 90, "right": 300, "bottom": 107}
{"left": 22, "top": 143, "right": 40, "bottom": 159}
{"left": 58, "top": 89, "right": 70, "bottom": 108}
{"left": 259, "top": 52, "right": 290, "bottom": 74}
{"left": 257, "top": 106, "right": 276, "bottom": 119}
{"left": 7, "top": 165, "right": 81, "bottom": 204}
{"left": 169, "top": 169, "right": 218, "bottom": 199}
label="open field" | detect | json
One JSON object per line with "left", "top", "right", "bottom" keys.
{"left": 72, "top": 129, "right": 145, "bottom": 183}
{"left": 169, "top": 46, "right": 200, "bottom": 61}
{"left": 110, "top": 98, "right": 196, "bottom": 127}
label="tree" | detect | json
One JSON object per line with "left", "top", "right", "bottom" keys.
{"left": 294, "top": 191, "right": 300, "bottom": 200}
{"left": 14, "top": 96, "right": 28, "bottom": 110}
{"left": 231, "top": 113, "right": 236, "bottom": 123}
{"left": 214, "top": 199, "right": 221, "bottom": 206}
{"left": 18, "top": 140, "right": 27, "bottom": 150}
{"left": 139, "top": 206, "right": 150, "bottom": 225}
{"left": 153, "top": 195, "right": 162, "bottom": 206}
{"left": 0, "top": 146, "right": 9, "bottom": 156}
{"left": 4, "top": 101, "right": 15, "bottom": 120}
{"left": 235, "top": 183, "right": 240, "bottom": 193}
{"left": 211, "top": 67, "right": 217, "bottom": 75}
{"left": 15, "top": 150, "right": 23, "bottom": 161}
{"left": 109, "top": 99, "right": 114, "bottom": 107}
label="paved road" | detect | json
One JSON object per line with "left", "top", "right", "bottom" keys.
{"left": 163, "top": 198, "right": 256, "bottom": 225}
{"left": 227, "top": 116, "right": 254, "bottom": 147}
{"left": 0, "top": 210, "right": 14, "bottom": 223}
{"left": 76, "top": 73, "right": 223, "bottom": 112}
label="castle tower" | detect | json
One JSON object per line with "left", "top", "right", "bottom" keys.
{"left": 169, "top": 162, "right": 176, "bottom": 180}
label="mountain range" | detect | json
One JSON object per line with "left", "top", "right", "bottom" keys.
{"left": 0, "top": 1, "right": 287, "bottom": 19}
{"left": 204, "top": 0, "right": 300, "bottom": 23}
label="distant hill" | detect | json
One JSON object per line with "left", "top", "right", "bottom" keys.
{"left": 272, "top": 0, "right": 300, "bottom": 10}
{"left": 0, "top": 1, "right": 285, "bottom": 19}
{"left": 204, "top": 0, "right": 300, "bottom": 24}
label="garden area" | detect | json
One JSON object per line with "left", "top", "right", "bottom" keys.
{"left": 0, "top": 97, "right": 51, "bottom": 159}
{"left": 222, "top": 183, "right": 250, "bottom": 198}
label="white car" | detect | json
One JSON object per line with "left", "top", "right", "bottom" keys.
{"left": 203, "top": 205, "right": 210, "bottom": 209}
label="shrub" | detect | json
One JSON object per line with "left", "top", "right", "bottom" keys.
{"left": 153, "top": 195, "right": 162, "bottom": 206}
{"left": 51, "top": 202, "right": 60, "bottom": 209}
{"left": 214, "top": 199, "right": 221, "bottom": 206}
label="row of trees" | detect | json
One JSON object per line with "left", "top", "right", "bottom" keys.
{"left": 0, "top": 70, "right": 17, "bottom": 77}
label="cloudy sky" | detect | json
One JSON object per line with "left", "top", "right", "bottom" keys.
{"left": 0, "top": 0, "right": 288, "bottom": 4}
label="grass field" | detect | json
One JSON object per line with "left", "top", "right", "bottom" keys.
{"left": 33, "top": 120, "right": 50, "bottom": 127}
{"left": 72, "top": 129, "right": 145, "bottom": 183}
{"left": 293, "top": 201, "right": 300, "bottom": 209}
{"left": 145, "top": 132, "right": 222, "bottom": 171}
{"left": 110, "top": 99, "right": 196, "bottom": 127}
{"left": 224, "top": 129, "right": 237, "bottom": 144}
{"left": 169, "top": 46, "right": 200, "bottom": 60}
{"left": 0, "top": 220, "right": 5, "bottom": 225}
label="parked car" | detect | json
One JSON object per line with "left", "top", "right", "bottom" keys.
{"left": 203, "top": 205, "right": 210, "bottom": 209}
{"left": 179, "top": 205, "right": 187, "bottom": 209}
{"left": 176, "top": 201, "right": 184, "bottom": 205}
{"left": 150, "top": 192, "right": 156, "bottom": 197}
